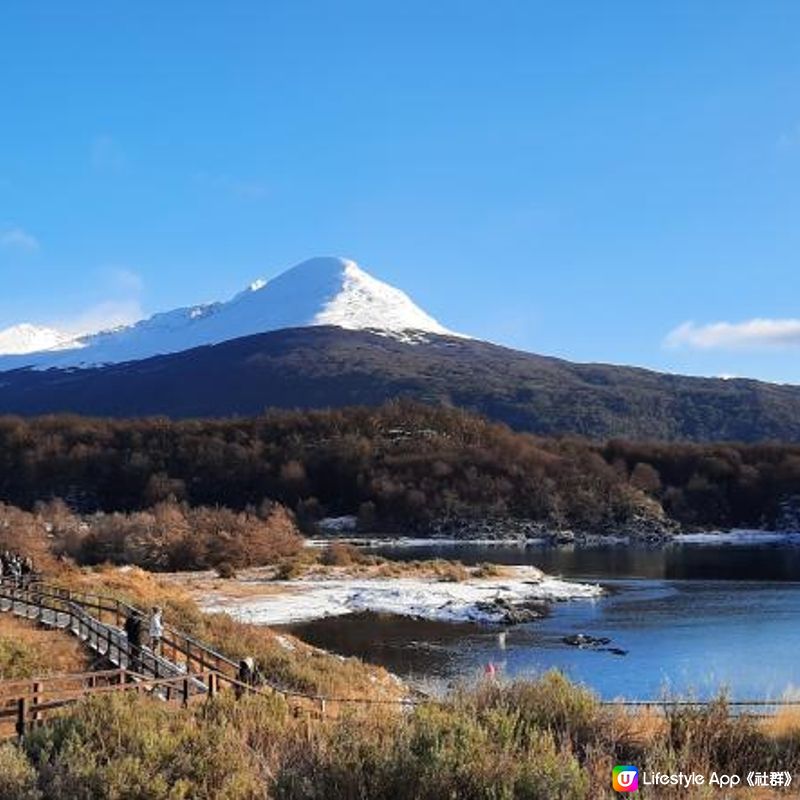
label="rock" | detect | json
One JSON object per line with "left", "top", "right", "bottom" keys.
{"left": 562, "top": 634, "right": 613, "bottom": 649}
{"left": 502, "top": 606, "right": 542, "bottom": 624}
{"left": 475, "top": 598, "right": 544, "bottom": 625}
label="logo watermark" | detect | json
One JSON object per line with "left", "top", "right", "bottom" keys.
{"left": 612, "top": 766, "right": 639, "bottom": 792}
{"left": 612, "top": 768, "right": 793, "bottom": 792}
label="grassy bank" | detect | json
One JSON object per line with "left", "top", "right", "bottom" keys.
{"left": 174, "top": 541, "right": 510, "bottom": 583}
{"left": 1, "top": 672, "right": 799, "bottom": 799}
{"left": 0, "top": 616, "right": 89, "bottom": 681}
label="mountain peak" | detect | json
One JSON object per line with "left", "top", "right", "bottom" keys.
{"left": 244, "top": 256, "right": 452, "bottom": 337}
{"left": 0, "top": 256, "right": 456, "bottom": 370}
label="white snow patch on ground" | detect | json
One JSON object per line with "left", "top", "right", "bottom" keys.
{"left": 676, "top": 529, "right": 800, "bottom": 545}
{"left": 275, "top": 634, "right": 296, "bottom": 652}
{"left": 199, "top": 567, "right": 602, "bottom": 626}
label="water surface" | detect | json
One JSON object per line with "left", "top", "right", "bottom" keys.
{"left": 286, "top": 539, "right": 800, "bottom": 700}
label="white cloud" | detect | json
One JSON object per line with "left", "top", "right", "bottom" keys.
{"left": 55, "top": 267, "right": 145, "bottom": 336}
{"left": 58, "top": 300, "right": 144, "bottom": 337}
{"left": 665, "top": 319, "right": 800, "bottom": 351}
{"left": 1, "top": 226, "right": 40, "bottom": 252}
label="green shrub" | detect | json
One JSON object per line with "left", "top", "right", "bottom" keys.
{"left": 275, "top": 702, "right": 589, "bottom": 800}
{"left": 0, "top": 743, "right": 40, "bottom": 800}
{"left": 24, "top": 694, "right": 264, "bottom": 800}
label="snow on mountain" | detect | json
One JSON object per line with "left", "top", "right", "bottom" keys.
{"left": 0, "top": 323, "right": 76, "bottom": 355}
{"left": 0, "top": 257, "right": 457, "bottom": 370}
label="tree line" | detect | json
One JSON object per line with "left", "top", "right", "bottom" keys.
{"left": 0, "top": 402, "right": 797, "bottom": 533}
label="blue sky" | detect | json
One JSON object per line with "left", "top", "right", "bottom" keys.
{"left": 2, "top": 2, "right": 800, "bottom": 383}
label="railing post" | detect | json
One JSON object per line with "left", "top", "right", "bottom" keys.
{"left": 32, "top": 681, "right": 41, "bottom": 724}
{"left": 16, "top": 697, "right": 27, "bottom": 738}
{"left": 182, "top": 678, "right": 190, "bottom": 707}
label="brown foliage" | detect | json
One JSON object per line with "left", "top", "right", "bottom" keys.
{"left": 43, "top": 500, "right": 302, "bottom": 571}
{"left": 0, "top": 402, "right": 797, "bottom": 532}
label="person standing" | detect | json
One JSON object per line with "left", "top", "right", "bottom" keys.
{"left": 149, "top": 606, "right": 164, "bottom": 656}
{"left": 124, "top": 611, "right": 143, "bottom": 673}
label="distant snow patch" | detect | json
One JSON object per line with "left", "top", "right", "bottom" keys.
{"left": 676, "top": 530, "right": 800, "bottom": 545}
{"left": 199, "top": 567, "right": 602, "bottom": 626}
{"left": 0, "top": 323, "right": 75, "bottom": 355}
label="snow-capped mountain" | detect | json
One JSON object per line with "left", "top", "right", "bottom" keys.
{"left": 0, "top": 257, "right": 456, "bottom": 370}
{"left": 0, "top": 323, "right": 75, "bottom": 355}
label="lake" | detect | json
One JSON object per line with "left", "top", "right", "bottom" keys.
{"left": 285, "top": 538, "right": 800, "bottom": 700}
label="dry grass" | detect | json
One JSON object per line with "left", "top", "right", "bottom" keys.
{"left": 265, "top": 544, "right": 517, "bottom": 582}
{"left": 0, "top": 615, "right": 90, "bottom": 681}
{"left": 169, "top": 546, "right": 518, "bottom": 588}
{"left": 759, "top": 704, "right": 800, "bottom": 738}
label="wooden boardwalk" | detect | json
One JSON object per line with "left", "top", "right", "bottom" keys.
{"left": 0, "top": 576, "right": 248, "bottom": 736}
{"left": 0, "top": 578, "right": 239, "bottom": 680}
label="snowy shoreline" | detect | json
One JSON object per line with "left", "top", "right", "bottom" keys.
{"left": 305, "top": 536, "right": 549, "bottom": 548}
{"left": 198, "top": 566, "right": 602, "bottom": 626}
{"left": 307, "top": 528, "right": 800, "bottom": 550}
{"left": 674, "top": 529, "right": 800, "bottom": 545}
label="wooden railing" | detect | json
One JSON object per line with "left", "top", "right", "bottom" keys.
{"left": 0, "top": 577, "right": 239, "bottom": 683}
{"left": 0, "top": 667, "right": 237, "bottom": 738}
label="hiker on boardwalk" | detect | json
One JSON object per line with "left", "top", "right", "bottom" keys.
{"left": 236, "top": 657, "right": 263, "bottom": 697}
{"left": 0, "top": 551, "right": 34, "bottom": 586}
{"left": 20, "top": 556, "right": 34, "bottom": 588}
{"left": 149, "top": 606, "right": 164, "bottom": 656}
{"left": 124, "top": 611, "right": 144, "bottom": 673}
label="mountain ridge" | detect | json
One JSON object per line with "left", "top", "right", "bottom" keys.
{"left": 1, "top": 256, "right": 798, "bottom": 442}
{"left": 0, "top": 325, "right": 798, "bottom": 442}
{"left": 0, "top": 257, "right": 455, "bottom": 369}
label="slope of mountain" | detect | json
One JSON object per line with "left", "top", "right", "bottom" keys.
{"left": 0, "top": 323, "right": 74, "bottom": 355}
{"left": 0, "top": 325, "right": 799, "bottom": 442}
{"left": 0, "top": 257, "right": 454, "bottom": 370}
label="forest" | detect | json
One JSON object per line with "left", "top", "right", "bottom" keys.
{"left": 0, "top": 401, "right": 798, "bottom": 535}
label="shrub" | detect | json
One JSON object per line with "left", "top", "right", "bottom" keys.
{"left": 216, "top": 561, "right": 237, "bottom": 579}
{"left": 51, "top": 500, "right": 302, "bottom": 572}
{"left": 320, "top": 542, "right": 363, "bottom": 567}
{"left": 24, "top": 694, "right": 264, "bottom": 800}
{"left": 0, "top": 744, "right": 40, "bottom": 800}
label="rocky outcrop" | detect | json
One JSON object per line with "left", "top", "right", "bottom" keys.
{"left": 418, "top": 511, "right": 678, "bottom": 543}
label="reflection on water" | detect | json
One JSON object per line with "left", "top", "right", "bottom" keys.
{"left": 368, "top": 540, "right": 800, "bottom": 581}
{"left": 285, "top": 541, "right": 800, "bottom": 699}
